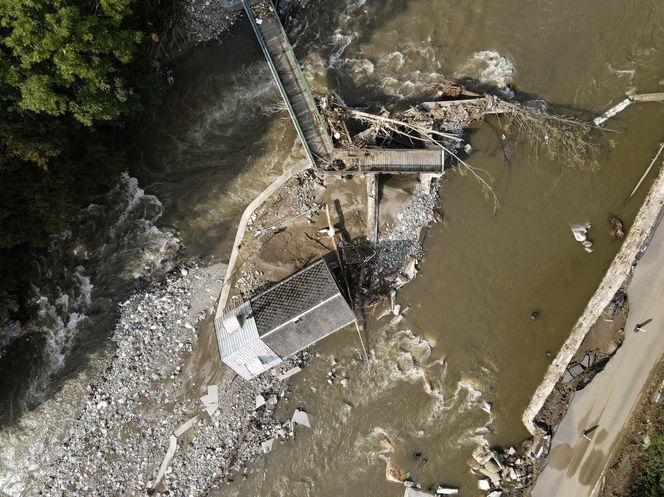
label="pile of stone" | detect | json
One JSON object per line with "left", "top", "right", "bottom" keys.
{"left": 40, "top": 263, "right": 309, "bottom": 496}
{"left": 370, "top": 175, "right": 441, "bottom": 295}
{"left": 468, "top": 443, "right": 534, "bottom": 496}
{"left": 561, "top": 351, "right": 598, "bottom": 384}
{"left": 180, "top": 0, "right": 311, "bottom": 45}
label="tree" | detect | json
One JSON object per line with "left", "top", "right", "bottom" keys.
{"left": 0, "top": 0, "right": 146, "bottom": 126}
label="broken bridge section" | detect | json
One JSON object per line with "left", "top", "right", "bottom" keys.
{"left": 243, "top": 0, "right": 334, "bottom": 167}
{"left": 243, "top": 0, "right": 446, "bottom": 175}
{"left": 334, "top": 149, "right": 445, "bottom": 174}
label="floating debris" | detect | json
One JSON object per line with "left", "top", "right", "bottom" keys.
{"left": 292, "top": 409, "right": 311, "bottom": 428}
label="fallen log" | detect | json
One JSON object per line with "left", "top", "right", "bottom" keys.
{"left": 594, "top": 92, "right": 664, "bottom": 126}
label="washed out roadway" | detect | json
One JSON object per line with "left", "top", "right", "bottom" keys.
{"left": 532, "top": 217, "right": 664, "bottom": 497}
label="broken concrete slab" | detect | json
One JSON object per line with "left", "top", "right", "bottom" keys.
{"left": 436, "top": 486, "right": 459, "bottom": 495}
{"left": 151, "top": 435, "right": 177, "bottom": 490}
{"left": 487, "top": 492, "right": 504, "bottom": 497}
{"left": 561, "top": 370, "right": 574, "bottom": 384}
{"left": 403, "top": 258, "right": 418, "bottom": 280}
{"left": 478, "top": 467, "right": 501, "bottom": 484}
{"left": 580, "top": 353, "right": 590, "bottom": 368}
{"left": 478, "top": 479, "right": 491, "bottom": 491}
{"left": 292, "top": 409, "right": 311, "bottom": 427}
{"left": 207, "top": 384, "right": 219, "bottom": 404}
{"left": 472, "top": 446, "right": 493, "bottom": 466}
{"left": 569, "top": 363, "right": 585, "bottom": 377}
{"left": 205, "top": 403, "right": 219, "bottom": 416}
{"left": 261, "top": 438, "right": 274, "bottom": 453}
{"left": 255, "top": 394, "right": 266, "bottom": 410}
{"left": 174, "top": 415, "right": 199, "bottom": 437}
{"left": 278, "top": 366, "right": 301, "bottom": 381}
{"left": 404, "top": 488, "right": 434, "bottom": 497}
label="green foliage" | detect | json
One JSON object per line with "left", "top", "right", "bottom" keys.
{"left": 0, "top": 0, "right": 148, "bottom": 125}
{"left": 0, "top": 0, "right": 164, "bottom": 293}
{"left": 634, "top": 415, "right": 664, "bottom": 497}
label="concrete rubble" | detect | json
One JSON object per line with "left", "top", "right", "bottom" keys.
{"left": 39, "top": 263, "right": 311, "bottom": 496}
{"left": 181, "top": 0, "right": 311, "bottom": 45}
{"left": 571, "top": 223, "right": 594, "bottom": 253}
{"left": 292, "top": 409, "right": 311, "bottom": 428}
{"left": 278, "top": 365, "right": 301, "bottom": 380}
{"left": 468, "top": 441, "right": 548, "bottom": 496}
{"left": 405, "top": 487, "right": 435, "bottom": 497}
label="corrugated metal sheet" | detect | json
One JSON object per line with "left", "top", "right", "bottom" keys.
{"left": 262, "top": 294, "right": 357, "bottom": 358}
{"left": 223, "top": 339, "right": 282, "bottom": 380}
{"left": 214, "top": 301, "right": 259, "bottom": 359}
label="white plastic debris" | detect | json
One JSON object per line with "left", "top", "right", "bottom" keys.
{"left": 256, "top": 18, "right": 263, "bottom": 24}
{"left": 255, "top": 394, "right": 266, "bottom": 410}
{"left": 436, "top": 486, "right": 459, "bottom": 495}
{"left": 571, "top": 224, "right": 589, "bottom": 242}
{"left": 261, "top": 438, "right": 275, "bottom": 454}
{"left": 292, "top": 409, "right": 311, "bottom": 428}
{"left": 571, "top": 223, "right": 594, "bottom": 252}
{"left": 480, "top": 401, "right": 492, "bottom": 414}
{"left": 174, "top": 415, "right": 199, "bottom": 437}
{"left": 478, "top": 479, "right": 491, "bottom": 491}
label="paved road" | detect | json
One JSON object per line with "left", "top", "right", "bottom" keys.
{"left": 532, "top": 217, "right": 664, "bottom": 497}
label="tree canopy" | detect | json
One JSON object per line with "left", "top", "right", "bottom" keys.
{"left": 0, "top": 0, "right": 162, "bottom": 290}
{"left": 0, "top": 0, "right": 145, "bottom": 125}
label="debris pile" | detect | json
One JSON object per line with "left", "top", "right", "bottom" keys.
{"left": 571, "top": 223, "right": 594, "bottom": 252}
{"left": 39, "top": 263, "right": 313, "bottom": 496}
{"left": 468, "top": 439, "right": 553, "bottom": 496}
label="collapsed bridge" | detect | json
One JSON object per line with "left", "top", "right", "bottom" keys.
{"left": 242, "top": 0, "right": 446, "bottom": 175}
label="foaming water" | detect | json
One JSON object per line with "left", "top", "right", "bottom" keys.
{"left": 2, "top": 0, "right": 664, "bottom": 494}
{"left": 0, "top": 174, "right": 178, "bottom": 495}
{"left": 456, "top": 50, "right": 516, "bottom": 87}
{"left": 217, "top": 322, "right": 494, "bottom": 497}
{"left": 131, "top": 37, "right": 306, "bottom": 256}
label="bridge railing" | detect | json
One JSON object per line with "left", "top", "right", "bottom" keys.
{"left": 268, "top": 2, "right": 334, "bottom": 158}
{"left": 242, "top": 0, "right": 319, "bottom": 167}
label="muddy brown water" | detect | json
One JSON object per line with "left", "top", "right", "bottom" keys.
{"left": 185, "top": 1, "right": 662, "bottom": 496}
{"left": 2, "top": 0, "right": 664, "bottom": 495}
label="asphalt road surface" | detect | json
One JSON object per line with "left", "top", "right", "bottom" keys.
{"left": 532, "top": 218, "right": 664, "bottom": 497}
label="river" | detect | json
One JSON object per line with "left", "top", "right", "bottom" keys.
{"left": 1, "top": 0, "right": 664, "bottom": 495}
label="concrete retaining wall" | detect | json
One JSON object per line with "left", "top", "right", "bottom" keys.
{"left": 523, "top": 162, "right": 664, "bottom": 435}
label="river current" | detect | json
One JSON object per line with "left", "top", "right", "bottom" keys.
{"left": 1, "top": 0, "right": 664, "bottom": 495}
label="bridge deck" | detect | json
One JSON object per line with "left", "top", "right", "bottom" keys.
{"left": 244, "top": 1, "right": 447, "bottom": 175}
{"left": 243, "top": 0, "right": 334, "bottom": 166}
{"left": 333, "top": 149, "right": 445, "bottom": 174}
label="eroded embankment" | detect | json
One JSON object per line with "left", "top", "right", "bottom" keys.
{"left": 523, "top": 161, "right": 664, "bottom": 437}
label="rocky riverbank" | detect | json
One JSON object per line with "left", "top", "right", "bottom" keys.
{"left": 40, "top": 261, "right": 308, "bottom": 496}
{"left": 181, "top": 0, "right": 311, "bottom": 45}
{"left": 38, "top": 166, "right": 445, "bottom": 496}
